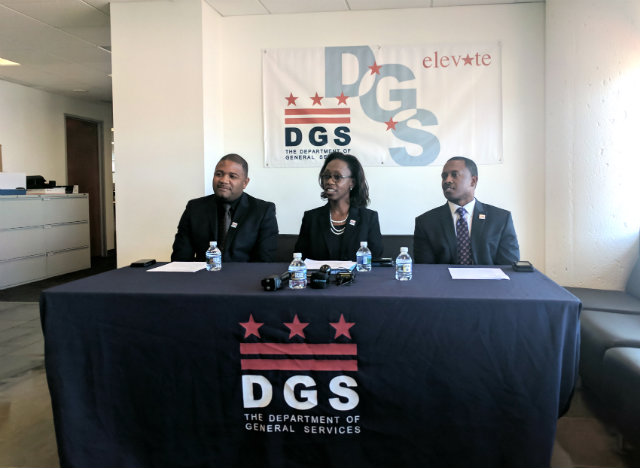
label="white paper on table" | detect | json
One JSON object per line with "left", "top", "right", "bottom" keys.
{"left": 147, "top": 262, "right": 206, "bottom": 273}
{"left": 304, "top": 259, "right": 356, "bottom": 272}
{"left": 448, "top": 268, "right": 510, "bottom": 280}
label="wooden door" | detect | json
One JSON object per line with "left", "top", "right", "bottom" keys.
{"left": 66, "top": 116, "right": 103, "bottom": 256}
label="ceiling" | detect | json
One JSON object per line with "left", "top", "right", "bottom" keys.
{"left": 0, "top": 0, "right": 543, "bottom": 104}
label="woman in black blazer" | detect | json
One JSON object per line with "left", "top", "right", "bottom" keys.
{"left": 294, "top": 152, "right": 383, "bottom": 261}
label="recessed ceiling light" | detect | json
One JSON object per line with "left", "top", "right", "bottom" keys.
{"left": 0, "top": 57, "right": 20, "bottom": 66}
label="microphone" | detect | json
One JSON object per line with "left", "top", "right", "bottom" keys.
{"left": 310, "top": 264, "right": 331, "bottom": 289}
{"left": 261, "top": 271, "right": 291, "bottom": 291}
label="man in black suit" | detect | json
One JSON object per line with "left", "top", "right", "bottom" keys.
{"left": 413, "top": 157, "right": 519, "bottom": 265}
{"left": 171, "top": 154, "right": 278, "bottom": 262}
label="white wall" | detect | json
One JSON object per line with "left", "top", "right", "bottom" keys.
{"left": 546, "top": 0, "right": 640, "bottom": 289}
{"left": 111, "top": 1, "right": 546, "bottom": 270}
{"left": 202, "top": 3, "right": 224, "bottom": 190}
{"left": 0, "top": 80, "right": 115, "bottom": 251}
{"left": 111, "top": 0, "right": 208, "bottom": 266}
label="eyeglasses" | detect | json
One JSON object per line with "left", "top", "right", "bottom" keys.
{"left": 321, "top": 173, "right": 353, "bottom": 183}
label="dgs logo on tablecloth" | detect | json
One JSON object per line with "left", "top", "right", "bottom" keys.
{"left": 239, "top": 313, "right": 361, "bottom": 435}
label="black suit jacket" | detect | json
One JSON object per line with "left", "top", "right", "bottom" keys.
{"left": 413, "top": 200, "right": 520, "bottom": 265}
{"left": 171, "top": 193, "right": 278, "bottom": 262}
{"left": 294, "top": 204, "right": 383, "bottom": 261}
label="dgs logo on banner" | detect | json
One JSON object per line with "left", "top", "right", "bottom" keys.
{"left": 240, "top": 313, "right": 361, "bottom": 436}
{"left": 262, "top": 43, "right": 502, "bottom": 167}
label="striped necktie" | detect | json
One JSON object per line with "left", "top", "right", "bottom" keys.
{"left": 456, "top": 207, "right": 472, "bottom": 265}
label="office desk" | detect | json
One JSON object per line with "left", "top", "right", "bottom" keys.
{"left": 41, "top": 264, "right": 580, "bottom": 468}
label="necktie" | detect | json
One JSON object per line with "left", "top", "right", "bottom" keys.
{"left": 219, "top": 203, "right": 231, "bottom": 249}
{"left": 456, "top": 207, "right": 472, "bottom": 265}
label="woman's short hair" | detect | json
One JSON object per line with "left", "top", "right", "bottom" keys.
{"left": 318, "top": 152, "right": 370, "bottom": 207}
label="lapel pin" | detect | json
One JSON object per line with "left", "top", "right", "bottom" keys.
{"left": 349, "top": 219, "right": 356, "bottom": 226}
{"left": 479, "top": 214, "right": 486, "bottom": 220}
{"left": 231, "top": 222, "right": 238, "bottom": 229}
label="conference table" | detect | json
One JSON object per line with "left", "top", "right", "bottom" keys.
{"left": 40, "top": 263, "right": 580, "bottom": 468}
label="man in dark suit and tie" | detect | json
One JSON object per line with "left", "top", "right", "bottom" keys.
{"left": 413, "top": 156, "right": 520, "bottom": 265}
{"left": 171, "top": 153, "right": 278, "bottom": 262}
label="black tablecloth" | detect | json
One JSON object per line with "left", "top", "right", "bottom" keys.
{"left": 40, "top": 263, "right": 580, "bottom": 468}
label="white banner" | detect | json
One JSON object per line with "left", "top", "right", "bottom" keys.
{"left": 262, "top": 43, "right": 502, "bottom": 167}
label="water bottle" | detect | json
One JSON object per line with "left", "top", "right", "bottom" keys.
{"left": 288, "top": 252, "right": 307, "bottom": 289}
{"left": 205, "top": 241, "right": 222, "bottom": 271}
{"left": 356, "top": 241, "right": 372, "bottom": 272}
{"left": 395, "top": 247, "right": 412, "bottom": 281}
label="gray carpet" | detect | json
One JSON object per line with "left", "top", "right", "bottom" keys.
{"left": 555, "top": 382, "right": 640, "bottom": 467}
{"left": 0, "top": 302, "right": 43, "bottom": 384}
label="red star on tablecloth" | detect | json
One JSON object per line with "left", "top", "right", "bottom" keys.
{"left": 463, "top": 54, "right": 473, "bottom": 65}
{"left": 336, "top": 92, "right": 349, "bottom": 105}
{"left": 240, "top": 314, "right": 263, "bottom": 338}
{"left": 385, "top": 118, "right": 397, "bottom": 131}
{"left": 285, "top": 92, "right": 298, "bottom": 106}
{"left": 284, "top": 314, "right": 309, "bottom": 339}
{"left": 310, "top": 92, "right": 323, "bottom": 106}
{"left": 369, "top": 61, "right": 382, "bottom": 75}
{"left": 330, "top": 314, "right": 355, "bottom": 339}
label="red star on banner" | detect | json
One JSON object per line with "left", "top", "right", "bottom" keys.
{"left": 463, "top": 54, "right": 473, "bottom": 65}
{"left": 285, "top": 92, "right": 298, "bottom": 106}
{"left": 330, "top": 314, "right": 355, "bottom": 339}
{"left": 336, "top": 92, "right": 349, "bottom": 105}
{"left": 369, "top": 61, "right": 382, "bottom": 75}
{"left": 239, "top": 314, "right": 263, "bottom": 338}
{"left": 284, "top": 314, "right": 309, "bottom": 339}
{"left": 310, "top": 92, "right": 323, "bottom": 106}
{"left": 385, "top": 118, "right": 397, "bottom": 131}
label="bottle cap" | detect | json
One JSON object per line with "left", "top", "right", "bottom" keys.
{"left": 210, "top": 241, "right": 217, "bottom": 247}
{"left": 293, "top": 252, "right": 302, "bottom": 259}
{"left": 400, "top": 247, "right": 408, "bottom": 253}
{"left": 360, "top": 241, "right": 368, "bottom": 247}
